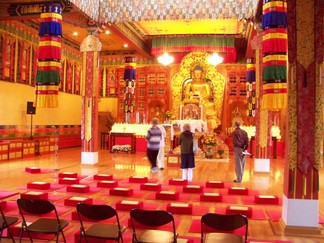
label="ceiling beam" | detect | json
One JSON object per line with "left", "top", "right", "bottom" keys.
{"left": 110, "top": 23, "right": 153, "bottom": 59}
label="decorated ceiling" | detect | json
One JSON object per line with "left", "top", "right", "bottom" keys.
{"left": 0, "top": 0, "right": 260, "bottom": 62}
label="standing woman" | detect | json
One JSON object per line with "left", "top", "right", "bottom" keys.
{"left": 178, "top": 123, "right": 195, "bottom": 181}
{"left": 146, "top": 118, "right": 162, "bottom": 173}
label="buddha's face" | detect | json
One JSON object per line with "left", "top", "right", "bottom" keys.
{"left": 192, "top": 69, "right": 203, "bottom": 79}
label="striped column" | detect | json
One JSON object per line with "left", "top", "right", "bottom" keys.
{"left": 35, "top": 4, "right": 62, "bottom": 108}
{"left": 261, "top": 0, "right": 288, "bottom": 110}
{"left": 123, "top": 57, "right": 136, "bottom": 123}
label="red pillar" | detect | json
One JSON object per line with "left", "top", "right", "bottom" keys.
{"left": 282, "top": 0, "right": 323, "bottom": 232}
{"left": 80, "top": 34, "right": 102, "bottom": 165}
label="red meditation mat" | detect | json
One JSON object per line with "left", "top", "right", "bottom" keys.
{"left": 194, "top": 194, "right": 239, "bottom": 204}
{"left": 25, "top": 167, "right": 56, "bottom": 174}
{"left": 189, "top": 218, "right": 246, "bottom": 235}
{"left": 103, "top": 189, "right": 147, "bottom": 198}
{"left": 165, "top": 204, "right": 210, "bottom": 216}
{"left": 56, "top": 185, "right": 102, "bottom": 194}
{"left": 266, "top": 210, "right": 324, "bottom": 224}
{"left": 215, "top": 207, "right": 267, "bottom": 220}
{"left": 241, "top": 196, "right": 282, "bottom": 206}
{"left": 145, "top": 192, "right": 191, "bottom": 202}
{"left": 19, "top": 183, "right": 66, "bottom": 192}
{"left": 248, "top": 240, "right": 293, "bottom": 243}
{"left": 220, "top": 188, "right": 260, "bottom": 196}
{"left": 0, "top": 191, "right": 19, "bottom": 200}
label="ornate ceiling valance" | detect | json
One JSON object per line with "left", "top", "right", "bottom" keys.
{"left": 68, "top": 0, "right": 258, "bottom": 23}
{"left": 152, "top": 36, "right": 237, "bottom": 63}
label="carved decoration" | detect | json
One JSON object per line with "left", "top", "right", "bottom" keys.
{"left": 171, "top": 52, "right": 225, "bottom": 127}
{"left": 80, "top": 35, "right": 102, "bottom": 52}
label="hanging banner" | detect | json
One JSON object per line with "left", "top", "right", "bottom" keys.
{"left": 34, "top": 4, "right": 62, "bottom": 108}
{"left": 262, "top": 0, "right": 287, "bottom": 110}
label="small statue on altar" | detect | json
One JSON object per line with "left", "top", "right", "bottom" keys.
{"left": 184, "top": 105, "right": 199, "bottom": 120}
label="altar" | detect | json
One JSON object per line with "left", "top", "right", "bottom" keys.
{"left": 109, "top": 123, "right": 173, "bottom": 153}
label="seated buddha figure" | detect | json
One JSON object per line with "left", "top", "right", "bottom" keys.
{"left": 183, "top": 65, "right": 219, "bottom": 129}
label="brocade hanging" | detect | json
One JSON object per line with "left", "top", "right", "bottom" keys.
{"left": 123, "top": 57, "right": 136, "bottom": 114}
{"left": 34, "top": 4, "right": 62, "bottom": 108}
{"left": 246, "top": 60, "right": 256, "bottom": 117}
{"left": 261, "top": 0, "right": 287, "bottom": 110}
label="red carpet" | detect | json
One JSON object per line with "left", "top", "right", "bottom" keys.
{"left": 266, "top": 210, "right": 324, "bottom": 224}
{"left": 0, "top": 191, "right": 19, "bottom": 200}
{"left": 248, "top": 240, "right": 293, "bottom": 243}
{"left": 215, "top": 207, "right": 267, "bottom": 220}
{"left": 241, "top": 196, "right": 282, "bottom": 206}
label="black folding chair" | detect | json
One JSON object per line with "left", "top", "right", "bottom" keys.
{"left": 76, "top": 203, "right": 126, "bottom": 243}
{"left": 17, "top": 198, "right": 69, "bottom": 243}
{"left": 201, "top": 213, "right": 248, "bottom": 243}
{"left": 0, "top": 204, "right": 19, "bottom": 242}
{"left": 130, "top": 208, "right": 177, "bottom": 243}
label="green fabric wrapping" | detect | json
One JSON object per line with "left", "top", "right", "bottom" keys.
{"left": 36, "top": 71, "right": 60, "bottom": 85}
{"left": 263, "top": 66, "right": 287, "bottom": 81}
{"left": 152, "top": 36, "right": 235, "bottom": 49}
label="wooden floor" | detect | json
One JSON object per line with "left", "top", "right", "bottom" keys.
{"left": 0, "top": 147, "right": 324, "bottom": 242}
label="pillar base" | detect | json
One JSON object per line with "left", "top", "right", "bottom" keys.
{"left": 282, "top": 195, "right": 319, "bottom": 228}
{"left": 254, "top": 158, "right": 270, "bottom": 172}
{"left": 279, "top": 218, "right": 322, "bottom": 235}
{"left": 81, "top": 152, "right": 98, "bottom": 165}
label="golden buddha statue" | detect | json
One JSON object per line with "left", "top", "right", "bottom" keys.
{"left": 183, "top": 65, "right": 219, "bottom": 129}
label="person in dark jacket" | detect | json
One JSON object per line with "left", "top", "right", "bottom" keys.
{"left": 232, "top": 121, "right": 249, "bottom": 183}
{"left": 178, "top": 123, "right": 195, "bottom": 181}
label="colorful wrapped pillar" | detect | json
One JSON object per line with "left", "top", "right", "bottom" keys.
{"left": 123, "top": 57, "right": 136, "bottom": 123}
{"left": 34, "top": 4, "right": 62, "bottom": 108}
{"left": 261, "top": 0, "right": 288, "bottom": 110}
{"left": 246, "top": 58, "right": 256, "bottom": 117}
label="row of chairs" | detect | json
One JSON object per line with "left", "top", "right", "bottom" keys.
{"left": 0, "top": 198, "right": 248, "bottom": 243}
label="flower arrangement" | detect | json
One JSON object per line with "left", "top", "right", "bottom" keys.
{"left": 202, "top": 137, "right": 217, "bottom": 146}
{"left": 164, "top": 110, "right": 172, "bottom": 118}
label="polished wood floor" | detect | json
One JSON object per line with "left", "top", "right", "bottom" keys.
{"left": 0, "top": 147, "right": 324, "bottom": 242}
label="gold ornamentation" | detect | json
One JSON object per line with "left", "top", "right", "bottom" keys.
{"left": 171, "top": 52, "right": 225, "bottom": 128}
{"left": 315, "top": 64, "right": 324, "bottom": 168}
{"left": 80, "top": 35, "right": 102, "bottom": 52}
{"left": 259, "top": 109, "right": 268, "bottom": 149}
{"left": 85, "top": 97, "right": 92, "bottom": 141}
{"left": 287, "top": 64, "right": 297, "bottom": 169}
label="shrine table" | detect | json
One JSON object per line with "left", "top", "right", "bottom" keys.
{"left": 109, "top": 132, "right": 136, "bottom": 153}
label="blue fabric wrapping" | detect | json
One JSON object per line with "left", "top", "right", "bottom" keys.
{"left": 39, "top": 22, "right": 62, "bottom": 37}
{"left": 262, "top": 12, "right": 287, "bottom": 29}
{"left": 246, "top": 71, "right": 256, "bottom": 83}
{"left": 123, "top": 69, "right": 136, "bottom": 80}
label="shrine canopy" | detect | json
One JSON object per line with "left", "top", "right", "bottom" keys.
{"left": 151, "top": 36, "right": 237, "bottom": 63}
{"left": 69, "top": 0, "right": 258, "bottom": 23}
